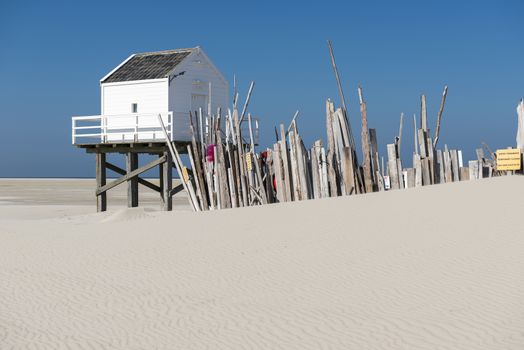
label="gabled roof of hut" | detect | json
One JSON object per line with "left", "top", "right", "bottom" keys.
{"left": 101, "top": 48, "right": 195, "bottom": 84}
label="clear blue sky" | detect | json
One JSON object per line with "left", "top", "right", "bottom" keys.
{"left": 0, "top": 0, "right": 522, "bottom": 177}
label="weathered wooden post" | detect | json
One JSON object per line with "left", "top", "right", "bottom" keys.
{"left": 127, "top": 152, "right": 139, "bottom": 207}
{"left": 162, "top": 151, "right": 172, "bottom": 211}
{"left": 96, "top": 152, "right": 107, "bottom": 212}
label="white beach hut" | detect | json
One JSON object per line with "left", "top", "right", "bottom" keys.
{"left": 73, "top": 47, "right": 228, "bottom": 144}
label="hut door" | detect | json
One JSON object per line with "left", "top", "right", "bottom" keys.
{"left": 191, "top": 94, "right": 208, "bottom": 116}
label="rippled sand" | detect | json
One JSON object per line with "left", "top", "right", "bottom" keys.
{"left": 0, "top": 176, "right": 523, "bottom": 349}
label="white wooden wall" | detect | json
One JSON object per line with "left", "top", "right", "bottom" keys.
{"left": 99, "top": 49, "right": 228, "bottom": 142}
{"left": 102, "top": 79, "right": 168, "bottom": 115}
{"left": 168, "top": 50, "right": 228, "bottom": 141}
{"left": 101, "top": 79, "right": 169, "bottom": 142}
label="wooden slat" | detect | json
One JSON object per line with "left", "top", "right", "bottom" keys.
{"left": 189, "top": 112, "right": 209, "bottom": 210}
{"left": 387, "top": 144, "right": 400, "bottom": 190}
{"left": 273, "top": 143, "right": 285, "bottom": 202}
{"left": 413, "top": 154, "right": 423, "bottom": 188}
{"left": 325, "top": 100, "right": 338, "bottom": 197}
{"left": 421, "top": 94, "right": 427, "bottom": 131}
{"left": 280, "top": 124, "right": 293, "bottom": 201}
{"left": 450, "top": 149, "right": 460, "bottom": 182}
{"left": 105, "top": 161, "right": 161, "bottom": 193}
{"left": 310, "top": 145, "right": 321, "bottom": 199}
{"left": 343, "top": 147, "right": 355, "bottom": 195}
{"left": 358, "top": 87, "right": 374, "bottom": 193}
{"left": 369, "top": 128, "right": 380, "bottom": 188}
{"left": 215, "top": 117, "right": 232, "bottom": 209}
{"left": 169, "top": 183, "right": 184, "bottom": 197}
{"left": 459, "top": 167, "right": 469, "bottom": 181}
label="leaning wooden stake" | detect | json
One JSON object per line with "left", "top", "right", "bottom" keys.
{"left": 327, "top": 40, "right": 355, "bottom": 149}
{"left": 516, "top": 98, "right": 524, "bottom": 151}
{"left": 397, "top": 112, "right": 404, "bottom": 155}
{"left": 358, "top": 86, "right": 373, "bottom": 193}
{"left": 433, "top": 85, "right": 448, "bottom": 148}
{"left": 158, "top": 114, "right": 200, "bottom": 211}
{"left": 421, "top": 95, "right": 427, "bottom": 131}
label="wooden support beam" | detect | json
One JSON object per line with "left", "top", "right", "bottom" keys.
{"left": 169, "top": 183, "right": 184, "bottom": 197}
{"left": 105, "top": 162, "right": 160, "bottom": 193}
{"left": 96, "top": 156, "right": 166, "bottom": 196}
{"left": 96, "top": 152, "right": 107, "bottom": 212}
{"left": 81, "top": 142, "right": 190, "bottom": 154}
{"left": 127, "top": 152, "right": 138, "bottom": 207}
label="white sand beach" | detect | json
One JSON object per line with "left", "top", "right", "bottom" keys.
{"left": 0, "top": 176, "right": 523, "bottom": 349}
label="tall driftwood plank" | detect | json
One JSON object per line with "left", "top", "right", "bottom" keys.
{"left": 280, "top": 124, "right": 293, "bottom": 201}
{"left": 443, "top": 147, "right": 453, "bottom": 183}
{"left": 265, "top": 149, "right": 275, "bottom": 203}
{"left": 450, "top": 149, "right": 460, "bottom": 182}
{"left": 288, "top": 130, "right": 301, "bottom": 200}
{"left": 296, "top": 136, "right": 310, "bottom": 200}
{"left": 325, "top": 100, "right": 338, "bottom": 197}
{"left": 343, "top": 147, "right": 355, "bottom": 195}
{"left": 215, "top": 120, "right": 232, "bottom": 209}
{"left": 469, "top": 160, "right": 479, "bottom": 180}
{"left": 319, "top": 145, "right": 329, "bottom": 198}
{"left": 421, "top": 158, "right": 431, "bottom": 186}
{"left": 233, "top": 108, "right": 248, "bottom": 207}
{"left": 273, "top": 143, "right": 285, "bottom": 202}
{"left": 310, "top": 145, "right": 321, "bottom": 199}
{"left": 387, "top": 144, "right": 400, "bottom": 190}
{"left": 187, "top": 145, "right": 206, "bottom": 210}
{"left": 369, "top": 128, "right": 380, "bottom": 188}
{"left": 396, "top": 158, "right": 405, "bottom": 189}
{"left": 406, "top": 168, "right": 415, "bottom": 188}
{"left": 421, "top": 94, "right": 428, "bottom": 131}
{"left": 189, "top": 112, "right": 209, "bottom": 209}
{"left": 227, "top": 167, "right": 237, "bottom": 208}
{"left": 332, "top": 109, "right": 347, "bottom": 195}
{"left": 358, "top": 91, "right": 373, "bottom": 193}
{"left": 460, "top": 167, "right": 470, "bottom": 181}
{"left": 426, "top": 135, "right": 435, "bottom": 185}
{"left": 413, "top": 154, "right": 423, "bottom": 188}
{"left": 418, "top": 129, "right": 428, "bottom": 158}
{"left": 376, "top": 171, "right": 385, "bottom": 191}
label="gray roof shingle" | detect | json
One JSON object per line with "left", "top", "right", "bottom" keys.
{"left": 101, "top": 48, "right": 194, "bottom": 83}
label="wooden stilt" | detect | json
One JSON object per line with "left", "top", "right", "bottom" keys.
{"left": 162, "top": 151, "right": 172, "bottom": 211}
{"left": 96, "top": 152, "right": 107, "bottom": 212}
{"left": 127, "top": 152, "right": 138, "bottom": 207}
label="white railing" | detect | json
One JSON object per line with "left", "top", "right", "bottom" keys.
{"left": 72, "top": 112, "right": 173, "bottom": 144}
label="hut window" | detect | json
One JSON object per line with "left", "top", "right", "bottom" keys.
{"left": 131, "top": 103, "right": 138, "bottom": 113}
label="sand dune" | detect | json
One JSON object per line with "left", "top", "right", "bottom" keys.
{"left": 1, "top": 176, "right": 523, "bottom": 349}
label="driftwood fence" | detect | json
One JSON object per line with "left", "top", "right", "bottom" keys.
{"left": 157, "top": 86, "right": 515, "bottom": 212}
{"left": 158, "top": 43, "right": 521, "bottom": 212}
